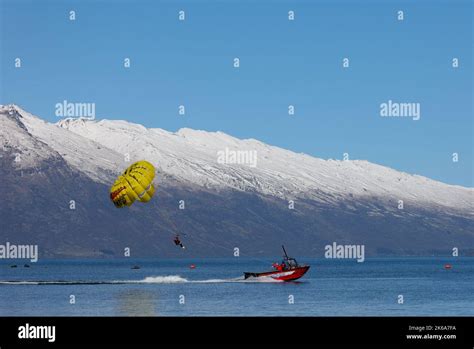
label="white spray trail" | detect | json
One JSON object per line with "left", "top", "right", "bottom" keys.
{"left": 0, "top": 275, "right": 284, "bottom": 285}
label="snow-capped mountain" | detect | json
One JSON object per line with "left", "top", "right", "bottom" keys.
{"left": 1, "top": 104, "right": 473, "bottom": 257}
{"left": 3, "top": 105, "right": 123, "bottom": 182}
{"left": 56, "top": 108, "right": 472, "bottom": 213}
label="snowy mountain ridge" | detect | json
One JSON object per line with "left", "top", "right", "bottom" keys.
{"left": 2, "top": 104, "right": 473, "bottom": 257}
{"left": 2, "top": 104, "right": 472, "bottom": 213}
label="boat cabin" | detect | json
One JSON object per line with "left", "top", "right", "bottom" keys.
{"left": 282, "top": 257, "right": 299, "bottom": 270}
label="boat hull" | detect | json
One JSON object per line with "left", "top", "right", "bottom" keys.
{"left": 244, "top": 266, "right": 310, "bottom": 281}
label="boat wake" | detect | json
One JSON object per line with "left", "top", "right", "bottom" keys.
{"left": 0, "top": 275, "right": 284, "bottom": 285}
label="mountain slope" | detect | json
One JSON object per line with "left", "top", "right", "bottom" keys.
{"left": 1, "top": 104, "right": 473, "bottom": 257}
{"left": 56, "top": 116, "right": 472, "bottom": 213}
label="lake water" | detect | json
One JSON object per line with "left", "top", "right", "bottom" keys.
{"left": 0, "top": 257, "right": 472, "bottom": 316}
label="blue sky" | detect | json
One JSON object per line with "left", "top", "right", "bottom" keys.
{"left": 1, "top": 0, "right": 472, "bottom": 186}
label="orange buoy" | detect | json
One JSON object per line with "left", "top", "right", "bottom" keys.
{"left": 444, "top": 264, "right": 452, "bottom": 270}
{"left": 189, "top": 264, "right": 196, "bottom": 269}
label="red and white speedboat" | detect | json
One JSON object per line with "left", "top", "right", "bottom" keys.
{"left": 244, "top": 246, "right": 310, "bottom": 282}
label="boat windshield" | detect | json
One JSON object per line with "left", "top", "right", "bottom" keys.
{"left": 283, "top": 258, "right": 298, "bottom": 269}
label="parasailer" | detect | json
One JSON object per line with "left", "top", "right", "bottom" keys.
{"left": 110, "top": 161, "right": 156, "bottom": 208}
{"left": 174, "top": 234, "right": 185, "bottom": 249}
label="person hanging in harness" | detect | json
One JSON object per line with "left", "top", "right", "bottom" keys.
{"left": 174, "top": 234, "right": 185, "bottom": 249}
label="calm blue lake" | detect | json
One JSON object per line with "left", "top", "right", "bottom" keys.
{"left": 0, "top": 257, "right": 472, "bottom": 316}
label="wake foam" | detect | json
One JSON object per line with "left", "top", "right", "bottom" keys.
{"left": 0, "top": 275, "right": 283, "bottom": 285}
{"left": 139, "top": 275, "right": 188, "bottom": 283}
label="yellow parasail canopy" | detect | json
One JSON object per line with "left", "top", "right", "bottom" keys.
{"left": 110, "top": 160, "right": 156, "bottom": 208}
